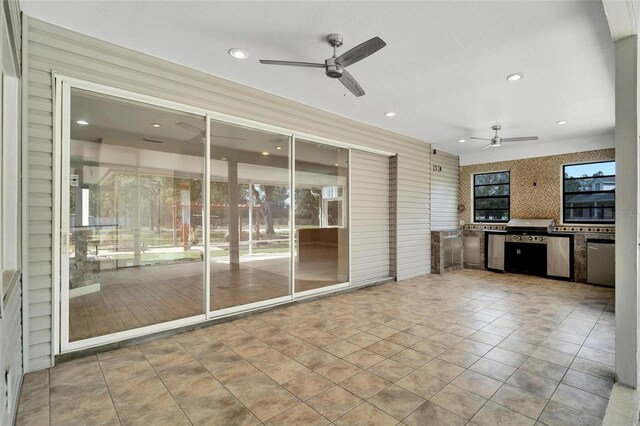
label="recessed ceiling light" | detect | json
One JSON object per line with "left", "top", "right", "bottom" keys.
{"left": 262, "top": 152, "right": 269, "bottom": 156}
{"left": 228, "top": 48, "right": 249, "bottom": 59}
{"left": 506, "top": 73, "right": 525, "bottom": 81}
{"left": 384, "top": 112, "right": 396, "bottom": 117}
{"left": 555, "top": 120, "right": 568, "bottom": 125}
{"left": 151, "top": 123, "right": 161, "bottom": 128}
{"left": 334, "top": 163, "right": 339, "bottom": 166}
{"left": 221, "top": 157, "right": 228, "bottom": 161}
{"left": 76, "top": 120, "right": 89, "bottom": 125}
{"left": 458, "top": 139, "right": 466, "bottom": 143}
{"left": 276, "top": 146, "right": 282, "bottom": 150}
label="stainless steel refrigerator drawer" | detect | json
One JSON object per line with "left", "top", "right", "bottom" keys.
{"left": 587, "top": 240, "right": 615, "bottom": 287}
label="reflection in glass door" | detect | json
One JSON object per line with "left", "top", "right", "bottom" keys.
{"left": 209, "top": 120, "right": 291, "bottom": 311}
{"left": 295, "top": 139, "right": 349, "bottom": 292}
{"left": 64, "top": 88, "right": 206, "bottom": 343}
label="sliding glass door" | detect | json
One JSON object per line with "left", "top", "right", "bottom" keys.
{"left": 208, "top": 119, "right": 291, "bottom": 312}
{"left": 59, "top": 80, "right": 352, "bottom": 350}
{"left": 64, "top": 88, "right": 206, "bottom": 344}
{"left": 295, "top": 139, "right": 349, "bottom": 292}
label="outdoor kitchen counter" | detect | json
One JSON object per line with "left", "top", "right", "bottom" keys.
{"left": 433, "top": 228, "right": 614, "bottom": 283}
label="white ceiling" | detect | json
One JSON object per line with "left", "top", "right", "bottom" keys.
{"left": 22, "top": 0, "right": 616, "bottom": 164}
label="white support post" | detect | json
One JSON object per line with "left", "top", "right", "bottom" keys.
{"left": 248, "top": 181, "right": 253, "bottom": 256}
{"left": 614, "top": 34, "right": 639, "bottom": 388}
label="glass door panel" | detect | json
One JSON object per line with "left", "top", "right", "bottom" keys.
{"left": 66, "top": 88, "right": 205, "bottom": 342}
{"left": 209, "top": 120, "right": 291, "bottom": 311}
{"left": 295, "top": 139, "right": 349, "bottom": 292}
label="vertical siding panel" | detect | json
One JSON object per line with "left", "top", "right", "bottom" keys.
{"left": 431, "top": 150, "right": 460, "bottom": 230}
{"left": 25, "top": 16, "right": 432, "bottom": 367}
{"left": 351, "top": 150, "right": 391, "bottom": 285}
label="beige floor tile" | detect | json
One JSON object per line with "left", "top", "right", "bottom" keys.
{"left": 293, "top": 349, "right": 339, "bottom": 370}
{"left": 246, "top": 386, "right": 300, "bottom": 422}
{"left": 387, "top": 332, "right": 424, "bottom": 347}
{"left": 538, "top": 400, "right": 602, "bottom": 426}
{"left": 497, "top": 338, "right": 538, "bottom": 356}
{"left": 193, "top": 402, "right": 260, "bottom": 426}
{"left": 366, "top": 339, "right": 405, "bottom": 358}
{"left": 264, "top": 403, "right": 329, "bottom": 426}
{"left": 570, "top": 357, "right": 615, "bottom": 381}
{"left": 340, "top": 371, "right": 391, "bottom": 399}
{"left": 453, "top": 339, "right": 493, "bottom": 356}
{"left": 491, "top": 383, "right": 548, "bottom": 419}
{"left": 322, "top": 340, "right": 361, "bottom": 358}
{"left": 344, "top": 349, "right": 387, "bottom": 369}
{"left": 420, "top": 358, "right": 465, "bottom": 382}
{"left": 469, "top": 358, "right": 516, "bottom": 382}
{"left": 306, "top": 386, "right": 363, "bottom": 421}
{"left": 368, "top": 384, "right": 426, "bottom": 420}
{"left": 283, "top": 371, "right": 334, "bottom": 401}
{"left": 347, "top": 332, "right": 382, "bottom": 348}
{"left": 530, "top": 347, "right": 574, "bottom": 367}
{"left": 404, "top": 400, "right": 465, "bottom": 426}
{"left": 391, "top": 348, "right": 433, "bottom": 369}
{"left": 471, "top": 400, "right": 535, "bottom": 426}
{"left": 561, "top": 369, "right": 613, "bottom": 399}
{"left": 334, "top": 402, "right": 398, "bottom": 426}
{"left": 224, "top": 371, "right": 279, "bottom": 404}
{"left": 411, "top": 339, "right": 450, "bottom": 357}
{"left": 368, "top": 358, "right": 414, "bottom": 382}
{"left": 395, "top": 370, "right": 448, "bottom": 399}
{"left": 485, "top": 347, "right": 528, "bottom": 367}
{"left": 15, "top": 405, "right": 50, "bottom": 426}
{"left": 430, "top": 384, "right": 487, "bottom": 419}
{"left": 520, "top": 357, "right": 567, "bottom": 382}
{"left": 368, "top": 325, "right": 401, "bottom": 339}
{"left": 550, "top": 383, "right": 609, "bottom": 418}
{"left": 316, "top": 359, "right": 362, "bottom": 383}
{"left": 452, "top": 370, "right": 502, "bottom": 399}
{"left": 261, "top": 357, "right": 311, "bottom": 384}
{"left": 506, "top": 369, "right": 559, "bottom": 398}
{"left": 438, "top": 349, "right": 481, "bottom": 368}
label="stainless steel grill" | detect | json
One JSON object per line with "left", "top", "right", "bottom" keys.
{"left": 505, "top": 219, "right": 555, "bottom": 234}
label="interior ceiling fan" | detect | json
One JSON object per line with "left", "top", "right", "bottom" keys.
{"left": 176, "top": 122, "right": 247, "bottom": 144}
{"left": 259, "top": 33, "right": 386, "bottom": 97}
{"left": 470, "top": 125, "right": 539, "bottom": 151}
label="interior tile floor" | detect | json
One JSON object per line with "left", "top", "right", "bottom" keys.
{"left": 18, "top": 270, "right": 615, "bottom": 425}
{"left": 70, "top": 253, "right": 340, "bottom": 341}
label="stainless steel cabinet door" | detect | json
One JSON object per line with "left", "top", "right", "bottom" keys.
{"left": 547, "top": 236, "right": 571, "bottom": 278}
{"left": 487, "top": 234, "right": 505, "bottom": 271}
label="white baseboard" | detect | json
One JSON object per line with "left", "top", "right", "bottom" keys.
{"left": 69, "top": 283, "right": 101, "bottom": 298}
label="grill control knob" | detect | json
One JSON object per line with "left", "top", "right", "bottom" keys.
{"left": 528, "top": 237, "right": 532, "bottom": 241}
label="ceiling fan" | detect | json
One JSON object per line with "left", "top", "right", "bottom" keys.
{"left": 470, "top": 125, "right": 539, "bottom": 150}
{"left": 259, "top": 33, "right": 386, "bottom": 97}
{"left": 176, "top": 122, "right": 247, "bottom": 144}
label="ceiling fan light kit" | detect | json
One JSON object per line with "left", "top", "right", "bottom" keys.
{"left": 259, "top": 33, "right": 386, "bottom": 97}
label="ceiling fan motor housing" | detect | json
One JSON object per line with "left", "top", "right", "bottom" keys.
{"left": 325, "top": 58, "right": 343, "bottom": 78}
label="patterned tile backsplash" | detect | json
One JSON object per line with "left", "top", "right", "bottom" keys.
{"left": 459, "top": 148, "right": 615, "bottom": 227}
{"left": 461, "top": 224, "right": 615, "bottom": 233}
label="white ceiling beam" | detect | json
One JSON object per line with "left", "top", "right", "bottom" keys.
{"left": 602, "top": 0, "right": 638, "bottom": 41}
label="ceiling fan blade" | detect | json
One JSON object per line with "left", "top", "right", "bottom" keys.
{"left": 501, "top": 136, "right": 539, "bottom": 142}
{"left": 259, "top": 60, "right": 325, "bottom": 68}
{"left": 469, "top": 137, "right": 490, "bottom": 141}
{"left": 481, "top": 143, "right": 493, "bottom": 151}
{"left": 176, "top": 122, "right": 205, "bottom": 134}
{"left": 335, "top": 36, "right": 386, "bottom": 68}
{"left": 338, "top": 69, "right": 365, "bottom": 97}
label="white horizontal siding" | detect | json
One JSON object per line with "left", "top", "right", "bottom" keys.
{"left": 25, "top": 16, "right": 432, "bottom": 368}
{"left": 430, "top": 150, "right": 459, "bottom": 231}
{"left": 351, "top": 150, "right": 391, "bottom": 285}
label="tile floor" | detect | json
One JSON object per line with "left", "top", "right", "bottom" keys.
{"left": 16, "top": 270, "right": 615, "bottom": 425}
